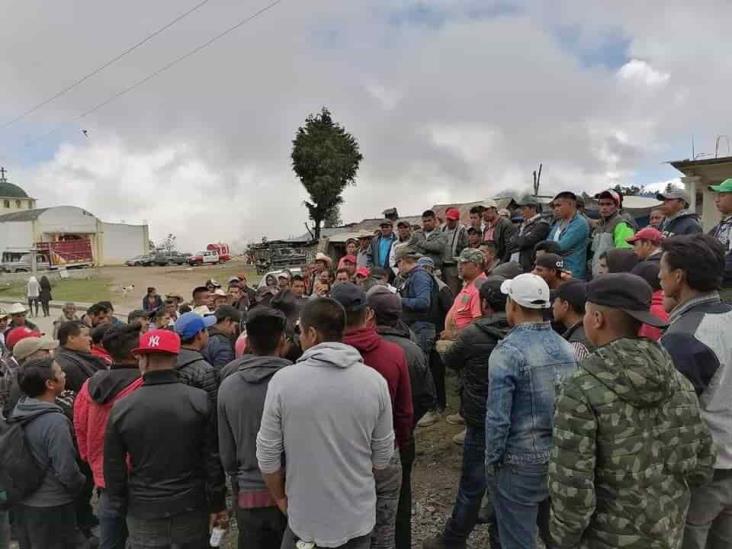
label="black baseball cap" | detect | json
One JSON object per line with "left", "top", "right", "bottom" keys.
{"left": 586, "top": 273, "right": 667, "bottom": 327}
{"left": 330, "top": 282, "right": 367, "bottom": 311}
{"left": 555, "top": 280, "right": 587, "bottom": 311}
{"left": 535, "top": 253, "right": 564, "bottom": 272}
{"left": 366, "top": 286, "right": 401, "bottom": 321}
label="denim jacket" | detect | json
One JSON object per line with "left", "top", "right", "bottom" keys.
{"left": 549, "top": 213, "right": 590, "bottom": 280}
{"left": 485, "top": 322, "right": 577, "bottom": 466}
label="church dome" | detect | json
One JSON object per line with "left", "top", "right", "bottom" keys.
{"left": 0, "top": 181, "right": 29, "bottom": 198}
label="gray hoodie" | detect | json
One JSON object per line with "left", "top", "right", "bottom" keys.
{"left": 12, "top": 397, "right": 86, "bottom": 507}
{"left": 257, "top": 342, "right": 394, "bottom": 548}
{"left": 217, "top": 355, "right": 292, "bottom": 499}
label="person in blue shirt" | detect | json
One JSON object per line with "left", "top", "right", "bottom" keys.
{"left": 549, "top": 192, "right": 590, "bottom": 280}
{"left": 370, "top": 220, "right": 398, "bottom": 272}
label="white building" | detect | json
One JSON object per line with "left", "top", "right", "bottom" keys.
{"left": 0, "top": 173, "right": 149, "bottom": 266}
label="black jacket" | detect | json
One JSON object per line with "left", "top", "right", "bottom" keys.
{"left": 507, "top": 216, "right": 551, "bottom": 272}
{"left": 104, "top": 369, "right": 226, "bottom": 519}
{"left": 54, "top": 346, "right": 109, "bottom": 393}
{"left": 662, "top": 211, "right": 703, "bottom": 237}
{"left": 204, "top": 330, "right": 235, "bottom": 371}
{"left": 175, "top": 348, "right": 219, "bottom": 407}
{"left": 442, "top": 314, "right": 509, "bottom": 428}
{"left": 377, "top": 321, "right": 436, "bottom": 425}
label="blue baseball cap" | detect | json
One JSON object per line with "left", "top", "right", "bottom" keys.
{"left": 174, "top": 311, "right": 216, "bottom": 340}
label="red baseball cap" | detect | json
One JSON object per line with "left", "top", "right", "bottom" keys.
{"left": 627, "top": 227, "right": 663, "bottom": 245}
{"left": 132, "top": 329, "right": 181, "bottom": 355}
{"left": 356, "top": 267, "right": 370, "bottom": 278}
{"left": 595, "top": 189, "right": 622, "bottom": 206}
{"left": 446, "top": 208, "right": 461, "bottom": 221}
{"left": 6, "top": 327, "right": 43, "bottom": 350}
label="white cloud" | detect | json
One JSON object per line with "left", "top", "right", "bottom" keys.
{"left": 1, "top": 0, "right": 731, "bottom": 249}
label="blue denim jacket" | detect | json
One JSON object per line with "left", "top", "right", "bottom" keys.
{"left": 485, "top": 322, "right": 577, "bottom": 466}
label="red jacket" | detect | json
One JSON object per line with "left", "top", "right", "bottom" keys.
{"left": 91, "top": 344, "right": 113, "bottom": 365}
{"left": 343, "top": 326, "right": 413, "bottom": 450}
{"left": 638, "top": 290, "right": 669, "bottom": 342}
{"left": 73, "top": 366, "right": 143, "bottom": 488}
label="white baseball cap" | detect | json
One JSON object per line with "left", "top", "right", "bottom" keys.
{"left": 500, "top": 273, "right": 551, "bottom": 309}
{"left": 481, "top": 198, "right": 498, "bottom": 209}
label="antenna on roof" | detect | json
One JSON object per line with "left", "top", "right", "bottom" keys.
{"left": 532, "top": 163, "right": 542, "bottom": 196}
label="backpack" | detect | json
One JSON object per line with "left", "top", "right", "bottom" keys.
{"left": 0, "top": 409, "right": 57, "bottom": 508}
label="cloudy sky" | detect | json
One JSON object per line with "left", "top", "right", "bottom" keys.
{"left": 1, "top": 0, "right": 730, "bottom": 250}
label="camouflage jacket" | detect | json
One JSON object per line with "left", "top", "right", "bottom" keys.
{"left": 549, "top": 338, "right": 714, "bottom": 548}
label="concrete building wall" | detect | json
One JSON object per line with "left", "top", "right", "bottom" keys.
{"left": 0, "top": 221, "right": 34, "bottom": 251}
{"left": 101, "top": 222, "right": 147, "bottom": 265}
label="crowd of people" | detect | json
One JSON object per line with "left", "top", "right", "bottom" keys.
{"left": 0, "top": 180, "right": 730, "bottom": 549}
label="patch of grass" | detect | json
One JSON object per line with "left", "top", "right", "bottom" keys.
{"left": 0, "top": 277, "right": 113, "bottom": 304}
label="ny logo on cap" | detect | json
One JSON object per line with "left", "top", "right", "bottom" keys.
{"left": 148, "top": 336, "right": 160, "bottom": 348}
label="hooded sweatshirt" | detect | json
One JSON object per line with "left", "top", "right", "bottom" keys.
{"left": 12, "top": 397, "right": 86, "bottom": 507}
{"left": 217, "top": 354, "right": 291, "bottom": 508}
{"left": 257, "top": 342, "right": 394, "bottom": 548}
{"left": 549, "top": 338, "right": 715, "bottom": 548}
{"left": 73, "top": 365, "right": 142, "bottom": 488}
{"left": 343, "top": 326, "right": 413, "bottom": 450}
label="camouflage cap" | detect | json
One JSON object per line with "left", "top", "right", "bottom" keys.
{"left": 457, "top": 248, "right": 485, "bottom": 264}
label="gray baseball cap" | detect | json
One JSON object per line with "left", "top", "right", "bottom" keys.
{"left": 656, "top": 189, "right": 690, "bottom": 203}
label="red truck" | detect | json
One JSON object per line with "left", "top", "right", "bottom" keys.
{"left": 207, "top": 243, "right": 231, "bottom": 262}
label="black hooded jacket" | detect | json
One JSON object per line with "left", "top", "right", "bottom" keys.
{"left": 54, "top": 346, "right": 109, "bottom": 393}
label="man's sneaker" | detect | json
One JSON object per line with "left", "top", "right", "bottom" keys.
{"left": 417, "top": 410, "right": 440, "bottom": 427}
{"left": 452, "top": 429, "right": 466, "bottom": 446}
{"left": 445, "top": 413, "right": 465, "bottom": 425}
{"left": 422, "top": 536, "right": 465, "bottom": 549}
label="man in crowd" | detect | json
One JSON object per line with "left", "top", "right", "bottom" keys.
{"left": 657, "top": 188, "right": 703, "bottom": 236}
{"left": 549, "top": 191, "right": 590, "bottom": 280}
{"left": 11, "top": 357, "right": 88, "bottom": 548}
{"left": 256, "top": 298, "right": 395, "bottom": 549}
{"left": 335, "top": 268, "right": 351, "bottom": 285}
{"left": 174, "top": 312, "right": 220, "bottom": 407}
{"left": 627, "top": 226, "right": 664, "bottom": 264}
{"left": 192, "top": 286, "right": 213, "bottom": 312}
{"left": 74, "top": 324, "right": 143, "bottom": 549}
{"left": 482, "top": 200, "right": 516, "bottom": 262}
{"left": 163, "top": 298, "right": 180, "bottom": 322}
{"left": 709, "top": 178, "right": 732, "bottom": 296}
{"left": 104, "top": 329, "right": 227, "bottom": 548}
{"left": 290, "top": 274, "right": 308, "bottom": 301}
{"left": 485, "top": 273, "right": 576, "bottom": 548}
{"left": 55, "top": 320, "right": 109, "bottom": 393}
{"left": 371, "top": 220, "right": 398, "bottom": 273}
{"left": 479, "top": 241, "right": 501, "bottom": 275}
{"left": 424, "top": 277, "right": 509, "bottom": 549}
{"left": 4, "top": 303, "right": 38, "bottom": 335}
{"left": 507, "top": 195, "right": 550, "bottom": 273}
{"left": 466, "top": 228, "right": 481, "bottom": 249}
{"left": 658, "top": 234, "right": 732, "bottom": 547}
{"left": 368, "top": 286, "right": 436, "bottom": 549}
{"left": 398, "top": 249, "right": 443, "bottom": 426}
{"left": 649, "top": 207, "right": 665, "bottom": 229}
{"left": 552, "top": 279, "right": 594, "bottom": 361}
{"left": 441, "top": 208, "right": 468, "bottom": 296}
{"left": 218, "top": 307, "right": 291, "bottom": 549}
{"left": 442, "top": 249, "right": 487, "bottom": 340}
{"left": 85, "top": 302, "right": 112, "bottom": 328}
{"left": 127, "top": 310, "right": 151, "bottom": 332}
{"left": 204, "top": 305, "right": 241, "bottom": 370}
{"left": 550, "top": 273, "right": 714, "bottom": 548}
{"left": 357, "top": 235, "right": 373, "bottom": 268}
{"left": 590, "top": 189, "right": 635, "bottom": 275}
{"left": 390, "top": 221, "right": 415, "bottom": 277}
{"left": 468, "top": 206, "right": 484, "bottom": 234}
{"left": 413, "top": 210, "right": 448, "bottom": 271}
{"left": 532, "top": 253, "right": 565, "bottom": 290}
{"left": 53, "top": 302, "right": 79, "bottom": 339}
{"left": 333, "top": 283, "right": 413, "bottom": 549}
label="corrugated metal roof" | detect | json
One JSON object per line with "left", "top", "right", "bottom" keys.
{"left": 0, "top": 208, "right": 48, "bottom": 222}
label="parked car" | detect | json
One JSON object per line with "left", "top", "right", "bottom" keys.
{"left": 126, "top": 254, "right": 154, "bottom": 267}
{"left": 151, "top": 252, "right": 188, "bottom": 266}
{"left": 187, "top": 250, "right": 220, "bottom": 266}
{"left": 1, "top": 251, "right": 51, "bottom": 273}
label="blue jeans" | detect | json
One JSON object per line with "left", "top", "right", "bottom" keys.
{"left": 443, "top": 426, "right": 499, "bottom": 547}
{"left": 98, "top": 490, "right": 127, "bottom": 549}
{"left": 487, "top": 462, "right": 550, "bottom": 549}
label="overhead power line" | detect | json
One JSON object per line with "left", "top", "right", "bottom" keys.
{"left": 1, "top": 0, "right": 212, "bottom": 130}
{"left": 30, "top": 0, "right": 284, "bottom": 144}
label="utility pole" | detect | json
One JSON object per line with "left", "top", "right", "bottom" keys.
{"left": 532, "top": 163, "right": 542, "bottom": 196}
